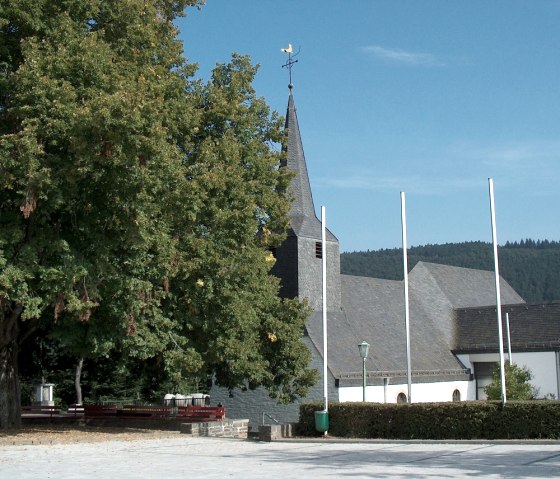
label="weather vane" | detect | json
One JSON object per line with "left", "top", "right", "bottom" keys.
{"left": 281, "top": 43, "right": 300, "bottom": 89}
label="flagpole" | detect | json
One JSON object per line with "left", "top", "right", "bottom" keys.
{"left": 401, "top": 192, "right": 412, "bottom": 403}
{"left": 506, "top": 312, "right": 513, "bottom": 364}
{"left": 321, "top": 206, "right": 328, "bottom": 415}
{"left": 488, "top": 178, "right": 507, "bottom": 406}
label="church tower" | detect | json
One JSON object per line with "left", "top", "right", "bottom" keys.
{"left": 271, "top": 87, "right": 341, "bottom": 312}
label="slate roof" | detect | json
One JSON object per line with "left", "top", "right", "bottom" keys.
{"left": 304, "top": 261, "right": 529, "bottom": 384}
{"left": 407, "top": 261, "right": 525, "bottom": 347}
{"left": 453, "top": 302, "right": 560, "bottom": 353}
{"left": 283, "top": 91, "right": 337, "bottom": 241}
{"left": 410, "top": 262, "right": 525, "bottom": 309}
{"left": 305, "top": 273, "right": 470, "bottom": 383}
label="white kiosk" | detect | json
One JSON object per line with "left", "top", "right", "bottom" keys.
{"left": 34, "top": 383, "right": 54, "bottom": 406}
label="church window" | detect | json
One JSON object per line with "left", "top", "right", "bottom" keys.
{"left": 315, "top": 242, "right": 322, "bottom": 259}
{"left": 452, "top": 389, "right": 461, "bottom": 402}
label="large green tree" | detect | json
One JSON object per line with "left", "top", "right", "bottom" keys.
{"left": 0, "top": 0, "right": 315, "bottom": 430}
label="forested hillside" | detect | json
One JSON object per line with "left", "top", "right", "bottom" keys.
{"left": 340, "top": 240, "right": 560, "bottom": 303}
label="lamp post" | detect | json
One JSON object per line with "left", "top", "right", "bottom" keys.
{"left": 358, "top": 341, "right": 370, "bottom": 402}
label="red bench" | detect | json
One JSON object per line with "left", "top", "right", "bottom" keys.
{"left": 121, "top": 405, "right": 173, "bottom": 418}
{"left": 84, "top": 404, "right": 118, "bottom": 418}
{"left": 21, "top": 405, "right": 61, "bottom": 417}
{"left": 77, "top": 403, "right": 225, "bottom": 422}
{"left": 176, "top": 406, "right": 225, "bottom": 422}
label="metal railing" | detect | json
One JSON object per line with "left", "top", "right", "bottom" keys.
{"left": 261, "top": 412, "right": 280, "bottom": 426}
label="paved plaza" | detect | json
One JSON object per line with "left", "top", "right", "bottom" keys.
{"left": 2, "top": 437, "right": 560, "bottom": 478}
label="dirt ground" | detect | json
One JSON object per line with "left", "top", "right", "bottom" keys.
{"left": 0, "top": 423, "right": 180, "bottom": 446}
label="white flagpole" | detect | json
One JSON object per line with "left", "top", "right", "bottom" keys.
{"left": 401, "top": 192, "right": 412, "bottom": 403}
{"left": 506, "top": 312, "right": 513, "bottom": 364}
{"left": 321, "top": 206, "right": 328, "bottom": 414}
{"left": 488, "top": 178, "right": 507, "bottom": 406}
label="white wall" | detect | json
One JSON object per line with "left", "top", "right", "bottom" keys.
{"left": 520, "top": 352, "right": 558, "bottom": 398}
{"left": 338, "top": 380, "right": 471, "bottom": 404}
{"left": 457, "top": 351, "right": 559, "bottom": 399}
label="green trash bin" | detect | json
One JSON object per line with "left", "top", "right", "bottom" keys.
{"left": 314, "top": 410, "right": 329, "bottom": 432}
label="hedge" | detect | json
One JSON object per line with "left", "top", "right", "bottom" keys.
{"left": 298, "top": 401, "right": 560, "bottom": 439}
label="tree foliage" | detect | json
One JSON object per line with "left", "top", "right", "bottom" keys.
{"left": 0, "top": 0, "right": 315, "bottom": 429}
{"left": 484, "top": 362, "right": 537, "bottom": 401}
{"left": 341, "top": 240, "right": 560, "bottom": 302}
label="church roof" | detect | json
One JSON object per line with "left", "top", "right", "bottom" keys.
{"left": 453, "top": 301, "right": 560, "bottom": 353}
{"left": 283, "top": 91, "right": 337, "bottom": 241}
{"left": 407, "top": 261, "right": 525, "bottom": 347}
{"left": 305, "top": 273, "right": 470, "bottom": 383}
{"left": 410, "top": 261, "right": 525, "bottom": 308}
{"left": 305, "top": 261, "right": 527, "bottom": 383}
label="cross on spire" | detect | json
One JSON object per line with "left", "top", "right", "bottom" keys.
{"left": 281, "top": 44, "right": 299, "bottom": 89}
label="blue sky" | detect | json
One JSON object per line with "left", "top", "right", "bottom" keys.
{"left": 176, "top": 1, "right": 560, "bottom": 252}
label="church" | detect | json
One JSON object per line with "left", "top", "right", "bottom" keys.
{"left": 211, "top": 84, "right": 560, "bottom": 429}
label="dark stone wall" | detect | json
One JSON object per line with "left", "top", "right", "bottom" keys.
{"left": 297, "top": 237, "right": 341, "bottom": 312}
{"left": 209, "top": 336, "right": 338, "bottom": 429}
{"left": 271, "top": 235, "right": 299, "bottom": 300}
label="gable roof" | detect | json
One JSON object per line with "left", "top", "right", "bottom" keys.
{"left": 453, "top": 302, "right": 560, "bottom": 353}
{"left": 410, "top": 261, "right": 525, "bottom": 308}
{"left": 406, "top": 261, "right": 525, "bottom": 349}
{"left": 305, "top": 274, "right": 469, "bottom": 383}
{"left": 304, "top": 261, "right": 528, "bottom": 383}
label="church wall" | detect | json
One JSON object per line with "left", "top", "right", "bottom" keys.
{"left": 297, "top": 236, "right": 341, "bottom": 311}
{"left": 271, "top": 235, "right": 299, "bottom": 300}
{"left": 457, "top": 351, "right": 560, "bottom": 399}
{"left": 338, "top": 379, "right": 472, "bottom": 404}
{"left": 327, "top": 240, "right": 342, "bottom": 310}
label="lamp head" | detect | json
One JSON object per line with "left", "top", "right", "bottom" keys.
{"left": 358, "top": 341, "right": 370, "bottom": 359}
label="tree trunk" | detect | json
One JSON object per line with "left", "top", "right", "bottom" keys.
{"left": 0, "top": 305, "right": 23, "bottom": 430}
{"left": 74, "top": 357, "right": 84, "bottom": 405}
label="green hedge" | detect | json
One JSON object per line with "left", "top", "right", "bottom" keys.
{"left": 298, "top": 401, "right": 560, "bottom": 439}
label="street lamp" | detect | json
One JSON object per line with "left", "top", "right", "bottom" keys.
{"left": 358, "top": 341, "right": 370, "bottom": 402}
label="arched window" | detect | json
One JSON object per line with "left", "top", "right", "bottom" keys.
{"left": 452, "top": 389, "right": 461, "bottom": 402}
{"left": 397, "top": 392, "right": 407, "bottom": 404}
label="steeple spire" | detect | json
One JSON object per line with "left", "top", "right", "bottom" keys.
{"left": 280, "top": 44, "right": 323, "bottom": 237}
{"left": 283, "top": 91, "right": 318, "bottom": 226}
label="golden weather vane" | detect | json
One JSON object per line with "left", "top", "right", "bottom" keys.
{"left": 281, "top": 43, "right": 300, "bottom": 89}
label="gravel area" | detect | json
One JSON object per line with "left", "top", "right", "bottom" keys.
{"left": 2, "top": 431, "right": 560, "bottom": 479}
{"left": 0, "top": 424, "right": 180, "bottom": 446}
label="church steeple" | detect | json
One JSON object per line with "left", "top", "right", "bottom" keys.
{"left": 283, "top": 91, "right": 317, "bottom": 223}
{"left": 271, "top": 85, "right": 341, "bottom": 312}
{"left": 282, "top": 91, "right": 326, "bottom": 240}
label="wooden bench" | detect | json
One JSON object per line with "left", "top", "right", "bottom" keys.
{"left": 176, "top": 406, "right": 225, "bottom": 422}
{"left": 21, "top": 405, "right": 62, "bottom": 417}
{"left": 121, "top": 405, "right": 173, "bottom": 419}
{"left": 79, "top": 404, "right": 224, "bottom": 422}
{"left": 83, "top": 404, "right": 118, "bottom": 418}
